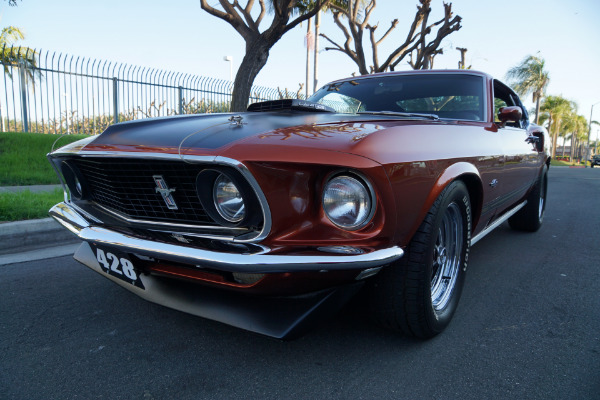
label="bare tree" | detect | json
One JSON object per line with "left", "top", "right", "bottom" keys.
{"left": 321, "top": 0, "right": 461, "bottom": 74}
{"left": 199, "top": 0, "right": 331, "bottom": 111}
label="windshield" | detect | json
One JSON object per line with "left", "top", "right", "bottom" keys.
{"left": 308, "top": 74, "right": 485, "bottom": 121}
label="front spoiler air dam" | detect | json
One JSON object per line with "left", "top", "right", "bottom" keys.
{"left": 50, "top": 202, "right": 403, "bottom": 274}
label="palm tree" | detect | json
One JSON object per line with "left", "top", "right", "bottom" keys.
{"left": 573, "top": 114, "right": 589, "bottom": 159}
{"left": 560, "top": 113, "right": 587, "bottom": 159}
{"left": 0, "top": 26, "right": 38, "bottom": 80}
{"left": 0, "top": 25, "right": 39, "bottom": 132}
{"left": 506, "top": 55, "right": 550, "bottom": 124}
{"left": 538, "top": 95, "right": 575, "bottom": 159}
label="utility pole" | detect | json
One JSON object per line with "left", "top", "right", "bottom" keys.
{"left": 305, "top": 18, "right": 312, "bottom": 98}
{"left": 313, "top": 10, "right": 321, "bottom": 96}
{"left": 457, "top": 47, "right": 468, "bottom": 69}
{"left": 586, "top": 101, "right": 600, "bottom": 167}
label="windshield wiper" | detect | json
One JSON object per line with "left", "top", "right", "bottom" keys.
{"left": 357, "top": 111, "right": 439, "bottom": 120}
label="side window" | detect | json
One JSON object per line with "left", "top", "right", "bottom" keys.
{"left": 493, "top": 80, "right": 524, "bottom": 128}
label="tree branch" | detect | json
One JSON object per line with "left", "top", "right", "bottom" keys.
{"left": 361, "top": 0, "right": 377, "bottom": 30}
{"left": 283, "top": 0, "right": 331, "bottom": 35}
{"left": 367, "top": 25, "right": 379, "bottom": 71}
{"left": 199, "top": 0, "right": 230, "bottom": 21}
{"left": 376, "top": 19, "right": 398, "bottom": 46}
{"left": 199, "top": 0, "right": 254, "bottom": 40}
{"left": 374, "top": 0, "right": 427, "bottom": 71}
{"left": 255, "top": 0, "right": 266, "bottom": 28}
{"left": 233, "top": 0, "right": 259, "bottom": 32}
{"left": 321, "top": 32, "right": 359, "bottom": 64}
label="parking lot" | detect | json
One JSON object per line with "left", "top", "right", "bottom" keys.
{"left": 1, "top": 167, "right": 599, "bottom": 399}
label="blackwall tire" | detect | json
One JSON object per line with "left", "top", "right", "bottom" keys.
{"left": 365, "top": 181, "right": 472, "bottom": 338}
{"left": 508, "top": 165, "right": 548, "bottom": 232}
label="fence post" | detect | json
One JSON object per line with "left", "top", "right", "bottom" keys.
{"left": 19, "top": 62, "right": 29, "bottom": 132}
{"left": 112, "top": 77, "right": 119, "bottom": 123}
{"left": 178, "top": 86, "right": 183, "bottom": 114}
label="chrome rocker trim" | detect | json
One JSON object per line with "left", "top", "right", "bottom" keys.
{"left": 471, "top": 200, "right": 527, "bottom": 245}
{"left": 50, "top": 202, "right": 403, "bottom": 274}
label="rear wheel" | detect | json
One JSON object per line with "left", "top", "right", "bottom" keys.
{"left": 508, "top": 165, "right": 548, "bottom": 232}
{"left": 366, "top": 181, "right": 471, "bottom": 338}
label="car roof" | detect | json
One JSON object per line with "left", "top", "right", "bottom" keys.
{"left": 326, "top": 69, "right": 494, "bottom": 85}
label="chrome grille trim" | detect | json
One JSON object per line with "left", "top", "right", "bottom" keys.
{"left": 94, "top": 203, "right": 249, "bottom": 232}
{"left": 50, "top": 151, "right": 272, "bottom": 243}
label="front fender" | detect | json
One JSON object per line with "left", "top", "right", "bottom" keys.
{"left": 389, "top": 161, "right": 483, "bottom": 247}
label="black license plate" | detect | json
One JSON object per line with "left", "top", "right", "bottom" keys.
{"left": 92, "top": 245, "right": 145, "bottom": 289}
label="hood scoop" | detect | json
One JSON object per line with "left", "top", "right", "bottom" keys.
{"left": 247, "top": 99, "right": 335, "bottom": 113}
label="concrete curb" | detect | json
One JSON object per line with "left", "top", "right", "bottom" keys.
{"left": 0, "top": 218, "right": 80, "bottom": 257}
{"left": 0, "top": 243, "right": 81, "bottom": 266}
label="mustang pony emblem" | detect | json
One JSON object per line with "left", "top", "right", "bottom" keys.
{"left": 153, "top": 175, "right": 178, "bottom": 210}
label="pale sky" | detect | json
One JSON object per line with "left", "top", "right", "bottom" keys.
{"left": 3, "top": 0, "right": 600, "bottom": 138}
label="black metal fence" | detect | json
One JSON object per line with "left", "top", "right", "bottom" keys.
{"left": 0, "top": 46, "right": 303, "bottom": 135}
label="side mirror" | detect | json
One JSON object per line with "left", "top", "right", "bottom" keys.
{"left": 497, "top": 106, "right": 522, "bottom": 128}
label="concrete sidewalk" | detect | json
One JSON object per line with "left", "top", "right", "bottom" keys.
{"left": 0, "top": 184, "right": 80, "bottom": 265}
{"left": 0, "top": 184, "right": 62, "bottom": 193}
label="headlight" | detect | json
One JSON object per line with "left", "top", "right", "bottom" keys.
{"left": 61, "top": 161, "right": 85, "bottom": 200}
{"left": 74, "top": 176, "right": 83, "bottom": 197}
{"left": 213, "top": 174, "right": 245, "bottom": 223}
{"left": 323, "top": 175, "right": 373, "bottom": 230}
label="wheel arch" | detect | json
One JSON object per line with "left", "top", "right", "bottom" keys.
{"left": 423, "top": 162, "right": 483, "bottom": 235}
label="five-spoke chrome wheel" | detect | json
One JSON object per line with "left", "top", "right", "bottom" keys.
{"left": 431, "top": 202, "right": 463, "bottom": 312}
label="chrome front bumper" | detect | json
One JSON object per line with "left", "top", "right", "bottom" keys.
{"left": 50, "top": 202, "right": 403, "bottom": 273}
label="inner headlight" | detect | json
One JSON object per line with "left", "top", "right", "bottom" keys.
{"left": 60, "top": 161, "right": 85, "bottom": 200}
{"left": 323, "top": 175, "right": 373, "bottom": 230}
{"left": 213, "top": 174, "right": 245, "bottom": 223}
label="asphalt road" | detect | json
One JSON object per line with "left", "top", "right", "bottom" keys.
{"left": 1, "top": 168, "right": 599, "bottom": 400}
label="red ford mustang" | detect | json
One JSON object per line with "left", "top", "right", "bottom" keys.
{"left": 49, "top": 70, "right": 550, "bottom": 339}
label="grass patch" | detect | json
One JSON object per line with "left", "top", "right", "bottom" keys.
{"left": 550, "top": 158, "right": 587, "bottom": 167}
{"left": 550, "top": 158, "right": 572, "bottom": 167}
{"left": 0, "top": 131, "right": 89, "bottom": 185}
{"left": 0, "top": 188, "right": 63, "bottom": 221}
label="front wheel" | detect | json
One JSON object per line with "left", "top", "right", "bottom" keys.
{"left": 366, "top": 181, "right": 472, "bottom": 338}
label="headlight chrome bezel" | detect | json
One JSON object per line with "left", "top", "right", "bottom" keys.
{"left": 322, "top": 172, "right": 376, "bottom": 231}
{"left": 196, "top": 168, "right": 261, "bottom": 228}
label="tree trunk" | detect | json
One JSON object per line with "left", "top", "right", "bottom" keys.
{"left": 534, "top": 92, "right": 541, "bottom": 125}
{"left": 230, "top": 40, "right": 271, "bottom": 112}
{"left": 547, "top": 116, "right": 556, "bottom": 158}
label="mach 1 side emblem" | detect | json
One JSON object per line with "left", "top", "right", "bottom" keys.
{"left": 153, "top": 175, "right": 178, "bottom": 210}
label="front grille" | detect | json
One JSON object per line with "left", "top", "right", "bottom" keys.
{"left": 72, "top": 157, "right": 216, "bottom": 225}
